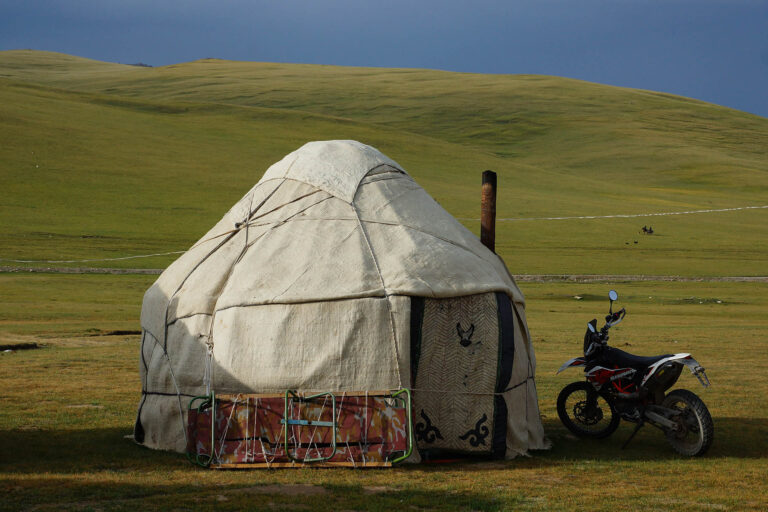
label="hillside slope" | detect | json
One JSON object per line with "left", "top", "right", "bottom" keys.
{"left": 1, "top": 50, "right": 766, "bottom": 276}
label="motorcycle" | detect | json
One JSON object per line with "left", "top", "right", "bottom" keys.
{"left": 556, "top": 290, "right": 714, "bottom": 456}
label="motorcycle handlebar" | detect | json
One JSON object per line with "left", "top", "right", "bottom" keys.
{"left": 604, "top": 307, "right": 626, "bottom": 328}
{"left": 601, "top": 307, "right": 626, "bottom": 331}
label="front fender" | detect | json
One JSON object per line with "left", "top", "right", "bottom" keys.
{"left": 557, "top": 357, "right": 586, "bottom": 374}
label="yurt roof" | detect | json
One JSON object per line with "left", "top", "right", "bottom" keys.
{"left": 141, "top": 140, "right": 524, "bottom": 344}
{"left": 259, "top": 140, "right": 404, "bottom": 203}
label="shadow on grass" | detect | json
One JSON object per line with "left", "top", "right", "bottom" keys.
{"left": 0, "top": 429, "right": 510, "bottom": 511}
{"left": 0, "top": 480, "right": 514, "bottom": 512}
{"left": 1, "top": 418, "right": 766, "bottom": 510}
{"left": 1, "top": 415, "right": 765, "bottom": 476}
{"left": 0, "top": 480, "right": 512, "bottom": 512}
{"left": 539, "top": 416, "right": 768, "bottom": 461}
{"left": 0, "top": 427, "right": 181, "bottom": 474}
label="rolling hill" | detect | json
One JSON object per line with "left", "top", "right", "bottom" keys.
{"left": 1, "top": 50, "right": 766, "bottom": 276}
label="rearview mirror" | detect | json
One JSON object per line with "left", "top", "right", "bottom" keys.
{"left": 609, "top": 290, "right": 618, "bottom": 301}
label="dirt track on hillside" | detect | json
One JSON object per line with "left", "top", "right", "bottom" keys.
{"left": 2, "top": 266, "right": 766, "bottom": 282}
{"left": 0, "top": 266, "right": 162, "bottom": 275}
{"left": 513, "top": 274, "right": 768, "bottom": 283}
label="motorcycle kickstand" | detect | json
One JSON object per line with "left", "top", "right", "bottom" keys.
{"left": 622, "top": 420, "right": 644, "bottom": 450}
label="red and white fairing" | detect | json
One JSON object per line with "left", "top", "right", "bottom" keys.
{"left": 556, "top": 352, "right": 710, "bottom": 389}
{"left": 556, "top": 357, "right": 586, "bottom": 374}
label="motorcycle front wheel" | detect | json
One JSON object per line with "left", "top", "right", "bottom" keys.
{"left": 661, "top": 389, "right": 714, "bottom": 456}
{"left": 557, "top": 381, "right": 620, "bottom": 438}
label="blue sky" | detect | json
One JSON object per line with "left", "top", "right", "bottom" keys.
{"left": 2, "top": 0, "right": 767, "bottom": 117}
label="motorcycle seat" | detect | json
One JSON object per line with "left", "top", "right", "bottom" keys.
{"left": 600, "top": 347, "right": 672, "bottom": 370}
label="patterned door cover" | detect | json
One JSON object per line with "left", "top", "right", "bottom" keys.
{"left": 410, "top": 292, "right": 514, "bottom": 457}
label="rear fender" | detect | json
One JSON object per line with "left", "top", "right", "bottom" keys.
{"left": 641, "top": 353, "right": 710, "bottom": 388}
{"left": 557, "top": 357, "right": 586, "bottom": 374}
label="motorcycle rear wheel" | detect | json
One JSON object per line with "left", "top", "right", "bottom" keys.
{"left": 557, "top": 381, "right": 620, "bottom": 438}
{"left": 661, "top": 389, "right": 714, "bottom": 456}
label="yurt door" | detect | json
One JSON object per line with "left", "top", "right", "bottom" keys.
{"left": 410, "top": 292, "right": 514, "bottom": 457}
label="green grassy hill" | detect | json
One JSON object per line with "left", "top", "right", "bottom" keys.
{"left": 2, "top": 52, "right": 767, "bottom": 510}
{"left": 1, "top": 50, "right": 766, "bottom": 275}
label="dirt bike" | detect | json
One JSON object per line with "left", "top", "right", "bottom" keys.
{"left": 556, "top": 290, "right": 714, "bottom": 456}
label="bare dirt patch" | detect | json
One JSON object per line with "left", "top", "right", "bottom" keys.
{"left": 3, "top": 266, "right": 765, "bottom": 282}
{"left": 514, "top": 274, "right": 768, "bottom": 283}
{"left": 237, "top": 484, "right": 327, "bottom": 496}
{"left": 363, "top": 485, "right": 390, "bottom": 494}
{"left": 84, "top": 329, "right": 142, "bottom": 336}
{"left": 0, "top": 266, "right": 161, "bottom": 275}
{"left": 469, "top": 461, "right": 508, "bottom": 470}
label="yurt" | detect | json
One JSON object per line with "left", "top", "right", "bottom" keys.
{"left": 135, "top": 140, "right": 547, "bottom": 462}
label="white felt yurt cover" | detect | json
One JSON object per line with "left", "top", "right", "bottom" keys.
{"left": 135, "top": 140, "right": 548, "bottom": 459}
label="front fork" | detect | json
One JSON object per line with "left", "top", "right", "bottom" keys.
{"left": 582, "top": 386, "right": 604, "bottom": 420}
{"left": 585, "top": 387, "right": 599, "bottom": 407}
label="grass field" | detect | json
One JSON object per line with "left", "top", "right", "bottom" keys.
{"left": 1, "top": 277, "right": 766, "bottom": 511}
{"left": 1, "top": 50, "right": 767, "bottom": 275}
{"left": 1, "top": 51, "right": 767, "bottom": 510}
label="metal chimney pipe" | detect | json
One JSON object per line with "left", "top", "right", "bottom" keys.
{"left": 481, "top": 170, "right": 497, "bottom": 252}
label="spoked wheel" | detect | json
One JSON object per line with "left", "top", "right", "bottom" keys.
{"left": 661, "top": 389, "right": 714, "bottom": 456}
{"left": 557, "top": 381, "right": 620, "bottom": 438}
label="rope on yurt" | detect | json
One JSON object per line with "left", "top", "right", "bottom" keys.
{"left": 197, "top": 188, "right": 278, "bottom": 422}
{"left": 9, "top": 204, "right": 764, "bottom": 265}
{"left": 245, "top": 395, "right": 250, "bottom": 463}
{"left": 134, "top": 331, "right": 150, "bottom": 442}
{"left": 267, "top": 409, "right": 286, "bottom": 466}
{"left": 408, "top": 381, "right": 534, "bottom": 396}
{"left": 346, "top": 440, "right": 357, "bottom": 467}
{"left": 137, "top": 329, "right": 187, "bottom": 443}
{"left": 171, "top": 186, "right": 321, "bottom": 254}
{"left": 188, "top": 193, "right": 343, "bottom": 460}
{"left": 202, "top": 336, "right": 213, "bottom": 395}
{"left": 162, "top": 349, "right": 187, "bottom": 442}
{"left": 363, "top": 390, "right": 369, "bottom": 461}
{"left": 285, "top": 394, "right": 300, "bottom": 465}
{"left": 256, "top": 399, "right": 272, "bottom": 467}
{"left": 179, "top": 188, "right": 328, "bottom": 258}
{"left": 155, "top": 181, "right": 286, "bottom": 448}
{"left": 335, "top": 392, "right": 358, "bottom": 465}
{"left": 0, "top": 250, "right": 187, "bottom": 264}
{"left": 214, "top": 394, "right": 240, "bottom": 463}
{"left": 302, "top": 393, "right": 330, "bottom": 463}
{"left": 518, "top": 306, "right": 541, "bottom": 445}
{"left": 164, "top": 179, "right": 286, "bottom": 341}
{"left": 350, "top": 202, "right": 403, "bottom": 389}
{"left": 225, "top": 194, "right": 334, "bottom": 259}
{"left": 200, "top": 190, "right": 334, "bottom": 413}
